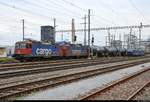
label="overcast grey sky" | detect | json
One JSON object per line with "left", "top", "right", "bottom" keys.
{"left": 0, "top": 0, "right": 150, "bottom": 46}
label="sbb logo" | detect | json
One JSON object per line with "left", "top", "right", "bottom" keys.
{"left": 36, "top": 48, "right": 52, "bottom": 56}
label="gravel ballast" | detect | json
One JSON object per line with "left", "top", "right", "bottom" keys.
{"left": 87, "top": 70, "right": 150, "bottom": 100}
{"left": 133, "top": 85, "right": 150, "bottom": 100}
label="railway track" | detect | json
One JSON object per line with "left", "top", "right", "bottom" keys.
{"left": 0, "top": 56, "right": 148, "bottom": 68}
{"left": 80, "top": 68, "right": 150, "bottom": 100}
{"left": 0, "top": 57, "right": 122, "bottom": 67}
{"left": 0, "top": 57, "right": 150, "bottom": 79}
{"left": 0, "top": 59, "right": 150, "bottom": 100}
{"left": 0, "top": 57, "right": 125, "bottom": 71}
{"left": 0, "top": 60, "right": 127, "bottom": 78}
{"left": 128, "top": 81, "right": 150, "bottom": 100}
{"left": 0, "top": 58, "right": 90, "bottom": 68}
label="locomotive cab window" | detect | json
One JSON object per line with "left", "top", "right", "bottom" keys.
{"left": 16, "top": 42, "right": 27, "bottom": 49}
{"left": 20, "top": 43, "right": 26, "bottom": 49}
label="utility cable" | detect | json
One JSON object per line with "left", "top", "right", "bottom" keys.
{"left": 0, "top": 1, "right": 54, "bottom": 20}
{"left": 61, "top": 0, "right": 87, "bottom": 12}
{"left": 128, "top": 0, "right": 150, "bottom": 22}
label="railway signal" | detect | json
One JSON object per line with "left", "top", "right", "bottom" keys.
{"left": 74, "top": 35, "right": 77, "bottom": 42}
{"left": 91, "top": 35, "right": 94, "bottom": 59}
{"left": 92, "top": 36, "right": 94, "bottom": 44}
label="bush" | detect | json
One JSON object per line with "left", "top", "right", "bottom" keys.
{"left": 0, "top": 58, "right": 18, "bottom": 64}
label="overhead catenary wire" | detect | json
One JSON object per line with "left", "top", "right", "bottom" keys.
{"left": 1, "top": 0, "right": 150, "bottom": 45}
{"left": 61, "top": 0, "right": 115, "bottom": 26}
{"left": 97, "top": 0, "right": 130, "bottom": 25}
{"left": 22, "top": 0, "right": 76, "bottom": 25}
{"left": 1, "top": 1, "right": 71, "bottom": 29}
{"left": 128, "top": 0, "right": 150, "bottom": 23}
{"left": 56, "top": 24, "right": 150, "bottom": 33}
{"left": 0, "top": 0, "right": 72, "bottom": 32}
{"left": 61, "top": 0, "right": 87, "bottom": 12}
{"left": 46, "top": 0, "right": 84, "bottom": 17}
{"left": 22, "top": 0, "right": 82, "bottom": 19}
{"left": 0, "top": 1, "right": 55, "bottom": 20}
{"left": 92, "top": 14, "right": 116, "bottom": 26}
{"left": 21, "top": 0, "right": 90, "bottom": 27}
{"left": 62, "top": 0, "right": 117, "bottom": 26}
{"left": 0, "top": 12, "right": 58, "bottom": 27}
{"left": 0, "top": 0, "right": 117, "bottom": 30}
{"left": 0, "top": 15, "right": 59, "bottom": 30}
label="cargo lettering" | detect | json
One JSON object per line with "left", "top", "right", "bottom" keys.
{"left": 36, "top": 48, "right": 52, "bottom": 56}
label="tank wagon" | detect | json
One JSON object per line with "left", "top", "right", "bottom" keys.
{"left": 104, "top": 46, "right": 119, "bottom": 57}
{"left": 127, "top": 48, "right": 145, "bottom": 56}
{"left": 92, "top": 46, "right": 108, "bottom": 57}
{"left": 94, "top": 46, "right": 144, "bottom": 57}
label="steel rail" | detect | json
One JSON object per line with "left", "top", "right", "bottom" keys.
{"left": 0, "top": 55, "right": 148, "bottom": 67}
{"left": 0, "top": 60, "right": 149, "bottom": 99}
{"left": 0, "top": 57, "right": 125, "bottom": 69}
{"left": 0, "top": 57, "right": 135, "bottom": 72}
{"left": 0, "top": 58, "right": 148, "bottom": 87}
{"left": 0, "top": 58, "right": 90, "bottom": 67}
{"left": 0, "top": 56, "right": 148, "bottom": 73}
{"left": 127, "top": 81, "right": 150, "bottom": 100}
{"left": 80, "top": 68, "right": 150, "bottom": 100}
{"left": 0, "top": 59, "right": 98, "bottom": 71}
{"left": 0, "top": 59, "right": 126, "bottom": 79}
{"left": 0, "top": 58, "right": 149, "bottom": 79}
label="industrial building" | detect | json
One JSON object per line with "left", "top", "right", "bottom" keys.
{"left": 141, "top": 40, "right": 150, "bottom": 53}
{"left": 41, "top": 26, "right": 55, "bottom": 44}
{"left": 0, "top": 46, "right": 15, "bottom": 58}
{"left": 0, "top": 47, "right": 7, "bottom": 58}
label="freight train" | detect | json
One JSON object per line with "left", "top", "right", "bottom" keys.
{"left": 14, "top": 40, "right": 145, "bottom": 61}
{"left": 92, "top": 46, "right": 145, "bottom": 57}
{"left": 14, "top": 40, "right": 88, "bottom": 61}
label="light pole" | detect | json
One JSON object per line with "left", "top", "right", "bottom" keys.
{"left": 88, "top": 9, "right": 91, "bottom": 59}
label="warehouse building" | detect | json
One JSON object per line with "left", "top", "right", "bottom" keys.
{"left": 0, "top": 46, "right": 15, "bottom": 58}
{"left": 0, "top": 47, "right": 7, "bottom": 58}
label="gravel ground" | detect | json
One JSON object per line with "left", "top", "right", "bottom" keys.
{"left": 133, "top": 85, "right": 150, "bottom": 100}
{"left": 87, "top": 70, "right": 150, "bottom": 100}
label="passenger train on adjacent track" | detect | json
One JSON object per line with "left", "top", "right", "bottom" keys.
{"left": 14, "top": 39, "right": 145, "bottom": 61}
